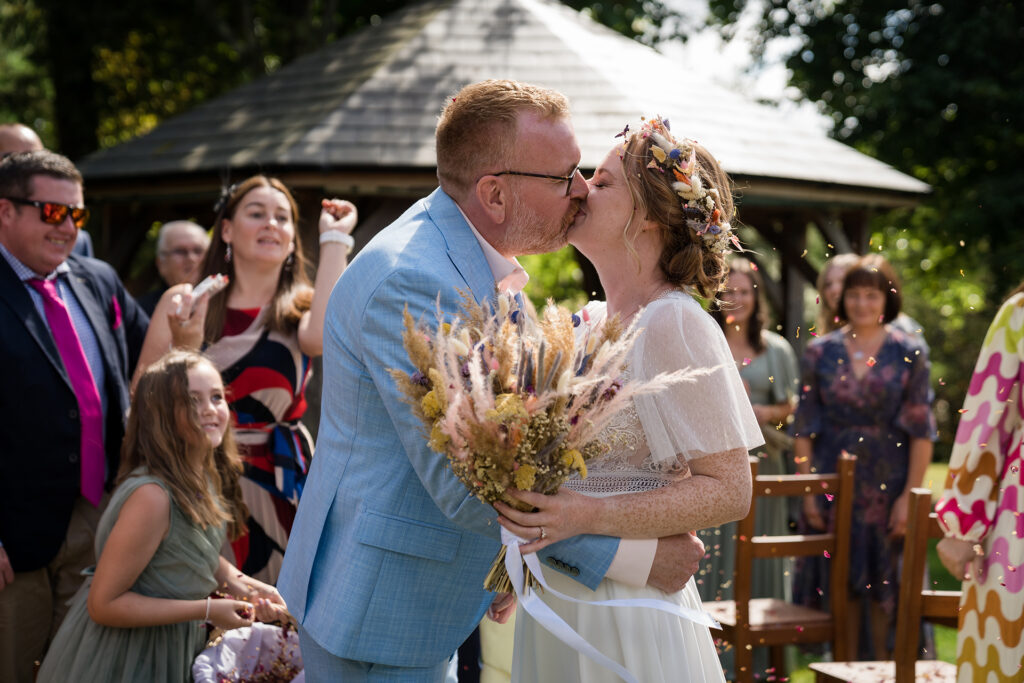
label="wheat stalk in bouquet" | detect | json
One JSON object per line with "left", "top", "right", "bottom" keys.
{"left": 391, "top": 291, "right": 693, "bottom": 592}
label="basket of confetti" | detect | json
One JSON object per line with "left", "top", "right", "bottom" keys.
{"left": 192, "top": 623, "right": 302, "bottom": 683}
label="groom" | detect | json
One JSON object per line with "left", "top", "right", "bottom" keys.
{"left": 278, "top": 80, "right": 706, "bottom": 680}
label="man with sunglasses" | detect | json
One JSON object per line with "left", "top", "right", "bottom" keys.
{"left": 279, "top": 80, "right": 704, "bottom": 682}
{"left": 0, "top": 125, "right": 93, "bottom": 258}
{"left": 0, "top": 150, "right": 149, "bottom": 682}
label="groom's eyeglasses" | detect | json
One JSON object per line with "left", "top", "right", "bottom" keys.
{"left": 493, "top": 166, "right": 581, "bottom": 197}
{"left": 3, "top": 197, "right": 91, "bottom": 229}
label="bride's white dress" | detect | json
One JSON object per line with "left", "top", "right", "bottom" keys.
{"left": 512, "top": 292, "right": 764, "bottom": 683}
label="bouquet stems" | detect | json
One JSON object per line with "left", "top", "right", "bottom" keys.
{"left": 484, "top": 545, "right": 540, "bottom": 593}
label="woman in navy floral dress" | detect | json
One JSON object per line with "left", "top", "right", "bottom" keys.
{"left": 791, "top": 254, "right": 936, "bottom": 661}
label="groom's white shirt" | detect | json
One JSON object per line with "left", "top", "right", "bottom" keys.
{"left": 461, "top": 209, "right": 657, "bottom": 587}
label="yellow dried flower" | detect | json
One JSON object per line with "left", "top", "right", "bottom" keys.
{"left": 514, "top": 463, "right": 537, "bottom": 490}
{"left": 560, "top": 448, "right": 587, "bottom": 478}
{"left": 486, "top": 393, "right": 528, "bottom": 422}
{"left": 428, "top": 421, "right": 450, "bottom": 452}
{"left": 421, "top": 390, "right": 443, "bottom": 419}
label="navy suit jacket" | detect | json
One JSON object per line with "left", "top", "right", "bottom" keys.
{"left": 0, "top": 254, "right": 148, "bottom": 571}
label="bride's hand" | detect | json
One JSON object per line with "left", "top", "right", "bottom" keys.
{"left": 494, "top": 487, "right": 596, "bottom": 554}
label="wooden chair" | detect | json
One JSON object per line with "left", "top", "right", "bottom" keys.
{"left": 704, "top": 452, "right": 856, "bottom": 682}
{"left": 809, "top": 487, "right": 960, "bottom": 682}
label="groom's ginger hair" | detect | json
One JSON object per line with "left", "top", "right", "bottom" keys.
{"left": 435, "top": 80, "right": 570, "bottom": 199}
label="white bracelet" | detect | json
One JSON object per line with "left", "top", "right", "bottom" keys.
{"left": 320, "top": 230, "right": 354, "bottom": 252}
{"left": 204, "top": 596, "right": 211, "bottom": 624}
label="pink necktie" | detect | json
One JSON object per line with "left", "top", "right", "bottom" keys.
{"left": 28, "top": 278, "right": 105, "bottom": 506}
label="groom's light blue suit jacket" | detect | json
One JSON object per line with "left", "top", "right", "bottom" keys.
{"left": 278, "top": 189, "right": 619, "bottom": 667}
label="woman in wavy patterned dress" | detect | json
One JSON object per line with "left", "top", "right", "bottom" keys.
{"left": 936, "top": 284, "right": 1024, "bottom": 682}
{"left": 494, "top": 118, "right": 762, "bottom": 682}
{"left": 135, "top": 176, "right": 356, "bottom": 582}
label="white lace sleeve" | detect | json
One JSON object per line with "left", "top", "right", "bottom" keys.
{"left": 632, "top": 292, "right": 764, "bottom": 464}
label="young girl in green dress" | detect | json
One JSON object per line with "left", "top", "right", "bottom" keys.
{"left": 38, "top": 350, "right": 287, "bottom": 682}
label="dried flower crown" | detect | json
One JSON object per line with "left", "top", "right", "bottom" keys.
{"left": 625, "top": 117, "right": 739, "bottom": 254}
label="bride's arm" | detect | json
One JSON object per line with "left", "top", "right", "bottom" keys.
{"left": 495, "top": 447, "right": 750, "bottom": 553}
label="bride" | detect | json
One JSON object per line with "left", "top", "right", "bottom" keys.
{"left": 495, "top": 118, "right": 762, "bottom": 682}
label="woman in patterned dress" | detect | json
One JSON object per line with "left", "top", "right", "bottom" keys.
{"left": 790, "top": 254, "right": 936, "bottom": 661}
{"left": 136, "top": 176, "right": 357, "bottom": 582}
{"left": 936, "top": 283, "right": 1024, "bottom": 682}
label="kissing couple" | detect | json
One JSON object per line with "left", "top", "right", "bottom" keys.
{"left": 279, "top": 79, "right": 763, "bottom": 682}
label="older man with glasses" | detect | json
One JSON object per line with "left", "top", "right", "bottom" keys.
{"left": 0, "top": 150, "right": 148, "bottom": 682}
{"left": 136, "top": 220, "right": 210, "bottom": 316}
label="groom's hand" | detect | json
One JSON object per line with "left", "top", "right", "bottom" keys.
{"left": 647, "top": 531, "right": 705, "bottom": 594}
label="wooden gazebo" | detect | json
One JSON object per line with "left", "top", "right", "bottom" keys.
{"left": 78, "top": 0, "right": 929, "bottom": 342}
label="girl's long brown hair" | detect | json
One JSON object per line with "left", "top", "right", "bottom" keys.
{"left": 117, "top": 350, "right": 247, "bottom": 540}
{"left": 198, "top": 175, "right": 313, "bottom": 345}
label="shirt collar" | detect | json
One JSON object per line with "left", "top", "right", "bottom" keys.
{"left": 0, "top": 242, "right": 69, "bottom": 282}
{"left": 455, "top": 205, "right": 529, "bottom": 294}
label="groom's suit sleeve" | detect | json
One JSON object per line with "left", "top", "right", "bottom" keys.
{"left": 359, "top": 267, "right": 620, "bottom": 590}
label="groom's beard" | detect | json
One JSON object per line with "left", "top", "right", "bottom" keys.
{"left": 503, "top": 194, "right": 580, "bottom": 256}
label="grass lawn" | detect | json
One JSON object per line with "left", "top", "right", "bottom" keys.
{"left": 783, "top": 462, "right": 957, "bottom": 682}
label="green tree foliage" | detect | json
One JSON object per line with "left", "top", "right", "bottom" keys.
{"left": 0, "top": 0, "right": 54, "bottom": 143}
{"left": 707, "top": 0, "right": 1023, "bottom": 458}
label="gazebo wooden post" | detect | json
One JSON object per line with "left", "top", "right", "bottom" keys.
{"left": 782, "top": 220, "right": 807, "bottom": 350}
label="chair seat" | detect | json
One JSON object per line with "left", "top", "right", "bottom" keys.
{"left": 810, "top": 659, "right": 957, "bottom": 682}
{"left": 706, "top": 598, "right": 832, "bottom": 627}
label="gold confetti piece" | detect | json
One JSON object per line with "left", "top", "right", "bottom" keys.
{"left": 768, "top": 375, "right": 775, "bottom": 383}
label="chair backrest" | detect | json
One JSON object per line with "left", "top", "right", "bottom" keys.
{"left": 733, "top": 451, "right": 857, "bottom": 661}
{"left": 893, "top": 488, "right": 962, "bottom": 682}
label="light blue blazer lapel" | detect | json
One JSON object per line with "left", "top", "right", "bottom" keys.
{"left": 424, "top": 189, "right": 497, "bottom": 307}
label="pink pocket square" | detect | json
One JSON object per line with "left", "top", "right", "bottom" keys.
{"left": 111, "top": 295, "right": 122, "bottom": 330}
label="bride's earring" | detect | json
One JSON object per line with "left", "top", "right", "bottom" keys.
{"left": 224, "top": 244, "right": 232, "bottom": 263}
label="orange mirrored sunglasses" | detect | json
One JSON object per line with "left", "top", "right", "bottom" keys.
{"left": 4, "top": 197, "right": 90, "bottom": 229}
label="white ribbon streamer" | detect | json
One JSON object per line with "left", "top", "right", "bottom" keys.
{"left": 501, "top": 529, "right": 720, "bottom": 683}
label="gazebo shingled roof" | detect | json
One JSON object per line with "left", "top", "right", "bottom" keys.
{"left": 79, "top": 0, "right": 927, "bottom": 200}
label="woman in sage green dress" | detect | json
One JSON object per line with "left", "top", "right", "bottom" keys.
{"left": 701, "top": 258, "right": 800, "bottom": 677}
{"left": 38, "top": 351, "right": 286, "bottom": 683}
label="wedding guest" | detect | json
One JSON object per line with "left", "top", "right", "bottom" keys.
{"left": 37, "top": 351, "right": 286, "bottom": 682}
{"left": 0, "top": 124, "right": 93, "bottom": 257}
{"left": 817, "top": 252, "right": 927, "bottom": 352}
{"left": 699, "top": 257, "right": 799, "bottom": 676}
{"left": 0, "top": 150, "right": 148, "bottom": 682}
{"left": 0, "top": 123, "right": 43, "bottom": 158}
{"left": 136, "top": 220, "right": 210, "bottom": 316}
{"left": 816, "top": 253, "right": 860, "bottom": 334}
{"left": 791, "top": 253, "right": 936, "bottom": 660}
{"left": 134, "top": 176, "right": 356, "bottom": 583}
{"left": 935, "top": 282, "right": 1024, "bottom": 682}
{"left": 496, "top": 117, "right": 760, "bottom": 682}
{"left": 277, "top": 80, "right": 706, "bottom": 682}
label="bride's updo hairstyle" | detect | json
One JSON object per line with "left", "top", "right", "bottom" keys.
{"left": 620, "top": 117, "right": 737, "bottom": 299}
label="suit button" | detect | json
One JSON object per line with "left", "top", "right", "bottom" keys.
{"left": 69, "top": 408, "right": 78, "bottom": 419}
{"left": 69, "top": 452, "right": 79, "bottom": 463}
